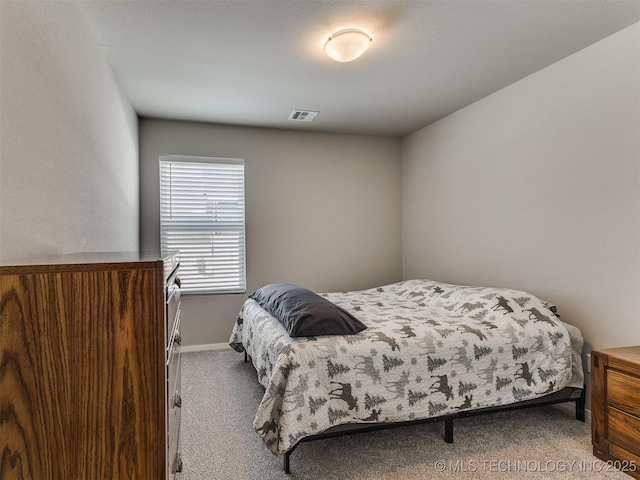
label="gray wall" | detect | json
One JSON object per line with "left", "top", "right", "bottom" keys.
{"left": 4, "top": 0, "right": 637, "bottom": 358}
{"left": 402, "top": 23, "right": 640, "bottom": 353}
{"left": 0, "top": 1, "right": 139, "bottom": 261}
{"left": 139, "top": 119, "right": 402, "bottom": 345}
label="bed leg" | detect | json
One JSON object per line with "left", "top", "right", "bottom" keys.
{"left": 284, "top": 451, "right": 291, "bottom": 474}
{"left": 444, "top": 418, "right": 454, "bottom": 443}
{"left": 576, "top": 386, "right": 586, "bottom": 422}
{"left": 283, "top": 445, "right": 298, "bottom": 474}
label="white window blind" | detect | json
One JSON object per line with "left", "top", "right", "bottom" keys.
{"left": 159, "top": 156, "right": 246, "bottom": 294}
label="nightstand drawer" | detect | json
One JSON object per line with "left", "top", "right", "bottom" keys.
{"left": 608, "top": 370, "right": 640, "bottom": 417}
{"left": 608, "top": 406, "right": 640, "bottom": 455}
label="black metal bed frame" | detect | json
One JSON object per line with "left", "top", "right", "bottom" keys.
{"left": 283, "top": 385, "right": 585, "bottom": 473}
{"left": 243, "top": 352, "right": 586, "bottom": 474}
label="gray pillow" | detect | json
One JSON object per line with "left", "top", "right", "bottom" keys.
{"left": 249, "top": 283, "right": 367, "bottom": 337}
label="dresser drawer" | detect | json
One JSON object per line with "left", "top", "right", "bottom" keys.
{"left": 169, "top": 435, "right": 182, "bottom": 480}
{"left": 166, "top": 278, "right": 181, "bottom": 344}
{"left": 168, "top": 349, "right": 182, "bottom": 480}
{"left": 164, "top": 255, "right": 180, "bottom": 284}
{"left": 167, "top": 314, "right": 181, "bottom": 406}
{"left": 169, "top": 360, "right": 182, "bottom": 444}
{"left": 608, "top": 370, "right": 640, "bottom": 417}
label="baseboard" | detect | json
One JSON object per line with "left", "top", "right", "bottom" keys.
{"left": 551, "top": 402, "right": 592, "bottom": 424}
{"left": 181, "top": 343, "right": 230, "bottom": 353}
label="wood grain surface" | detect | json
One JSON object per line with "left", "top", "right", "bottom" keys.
{"left": 0, "top": 257, "right": 171, "bottom": 480}
{"left": 592, "top": 346, "right": 640, "bottom": 480}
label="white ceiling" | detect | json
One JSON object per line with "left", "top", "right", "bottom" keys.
{"left": 81, "top": 0, "right": 640, "bottom": 137}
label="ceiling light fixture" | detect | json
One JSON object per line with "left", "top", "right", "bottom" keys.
{"left": 323, "top": 28, "right": 372, "bottom": 63}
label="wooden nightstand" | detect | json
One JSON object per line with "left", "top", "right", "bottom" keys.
{"left": 592, "top": 346, "right": 640, "bottom": 479}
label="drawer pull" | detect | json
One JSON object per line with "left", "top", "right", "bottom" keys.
{"left": 174, "top": 332, "right": 182, "bottom": 345}
{"left": 176, "top": 451, "right": 183, "bottom": 473}
{"left": 174, "top": 393, "right": 182, "bottom": 408}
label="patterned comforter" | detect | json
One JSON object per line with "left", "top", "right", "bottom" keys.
{"left": 229, "top": 279, "right": 576, "bottom": 454}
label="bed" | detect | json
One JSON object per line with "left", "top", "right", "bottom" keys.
{"left": 229, "top": 279, "right": 585, "bottom": 473}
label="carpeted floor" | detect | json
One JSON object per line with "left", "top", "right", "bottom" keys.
{"left": 180, "top": 350, "right": 632, "bottom": 480}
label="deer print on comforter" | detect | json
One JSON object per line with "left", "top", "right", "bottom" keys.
{"left": 229, "top": 279, "right": 575, "bottom": 454}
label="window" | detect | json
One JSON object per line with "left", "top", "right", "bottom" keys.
{"left": 159, "top": 155, "right": 245, "bottom": 294}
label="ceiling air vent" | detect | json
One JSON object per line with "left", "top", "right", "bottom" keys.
{"left": 289, "top": 110, "right": 319, "bottom": 122}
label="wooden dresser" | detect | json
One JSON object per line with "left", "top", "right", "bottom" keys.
{"left": 592, "top": 346, "right": 640, "bottom": 479}
{"left": 0, "top": 252, "right": 182, "bottom": 480}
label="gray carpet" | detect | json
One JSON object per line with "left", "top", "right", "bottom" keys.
{"left": 181, "top": 350, "right": 630, "bottom": 479}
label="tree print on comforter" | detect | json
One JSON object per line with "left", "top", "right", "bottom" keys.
{"left": 229, "top": 279, "right": 574, "bottom": 454}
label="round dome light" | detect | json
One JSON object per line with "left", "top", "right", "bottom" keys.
{"left": 323, "top": 28, "right": 372, "bottom": 63}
